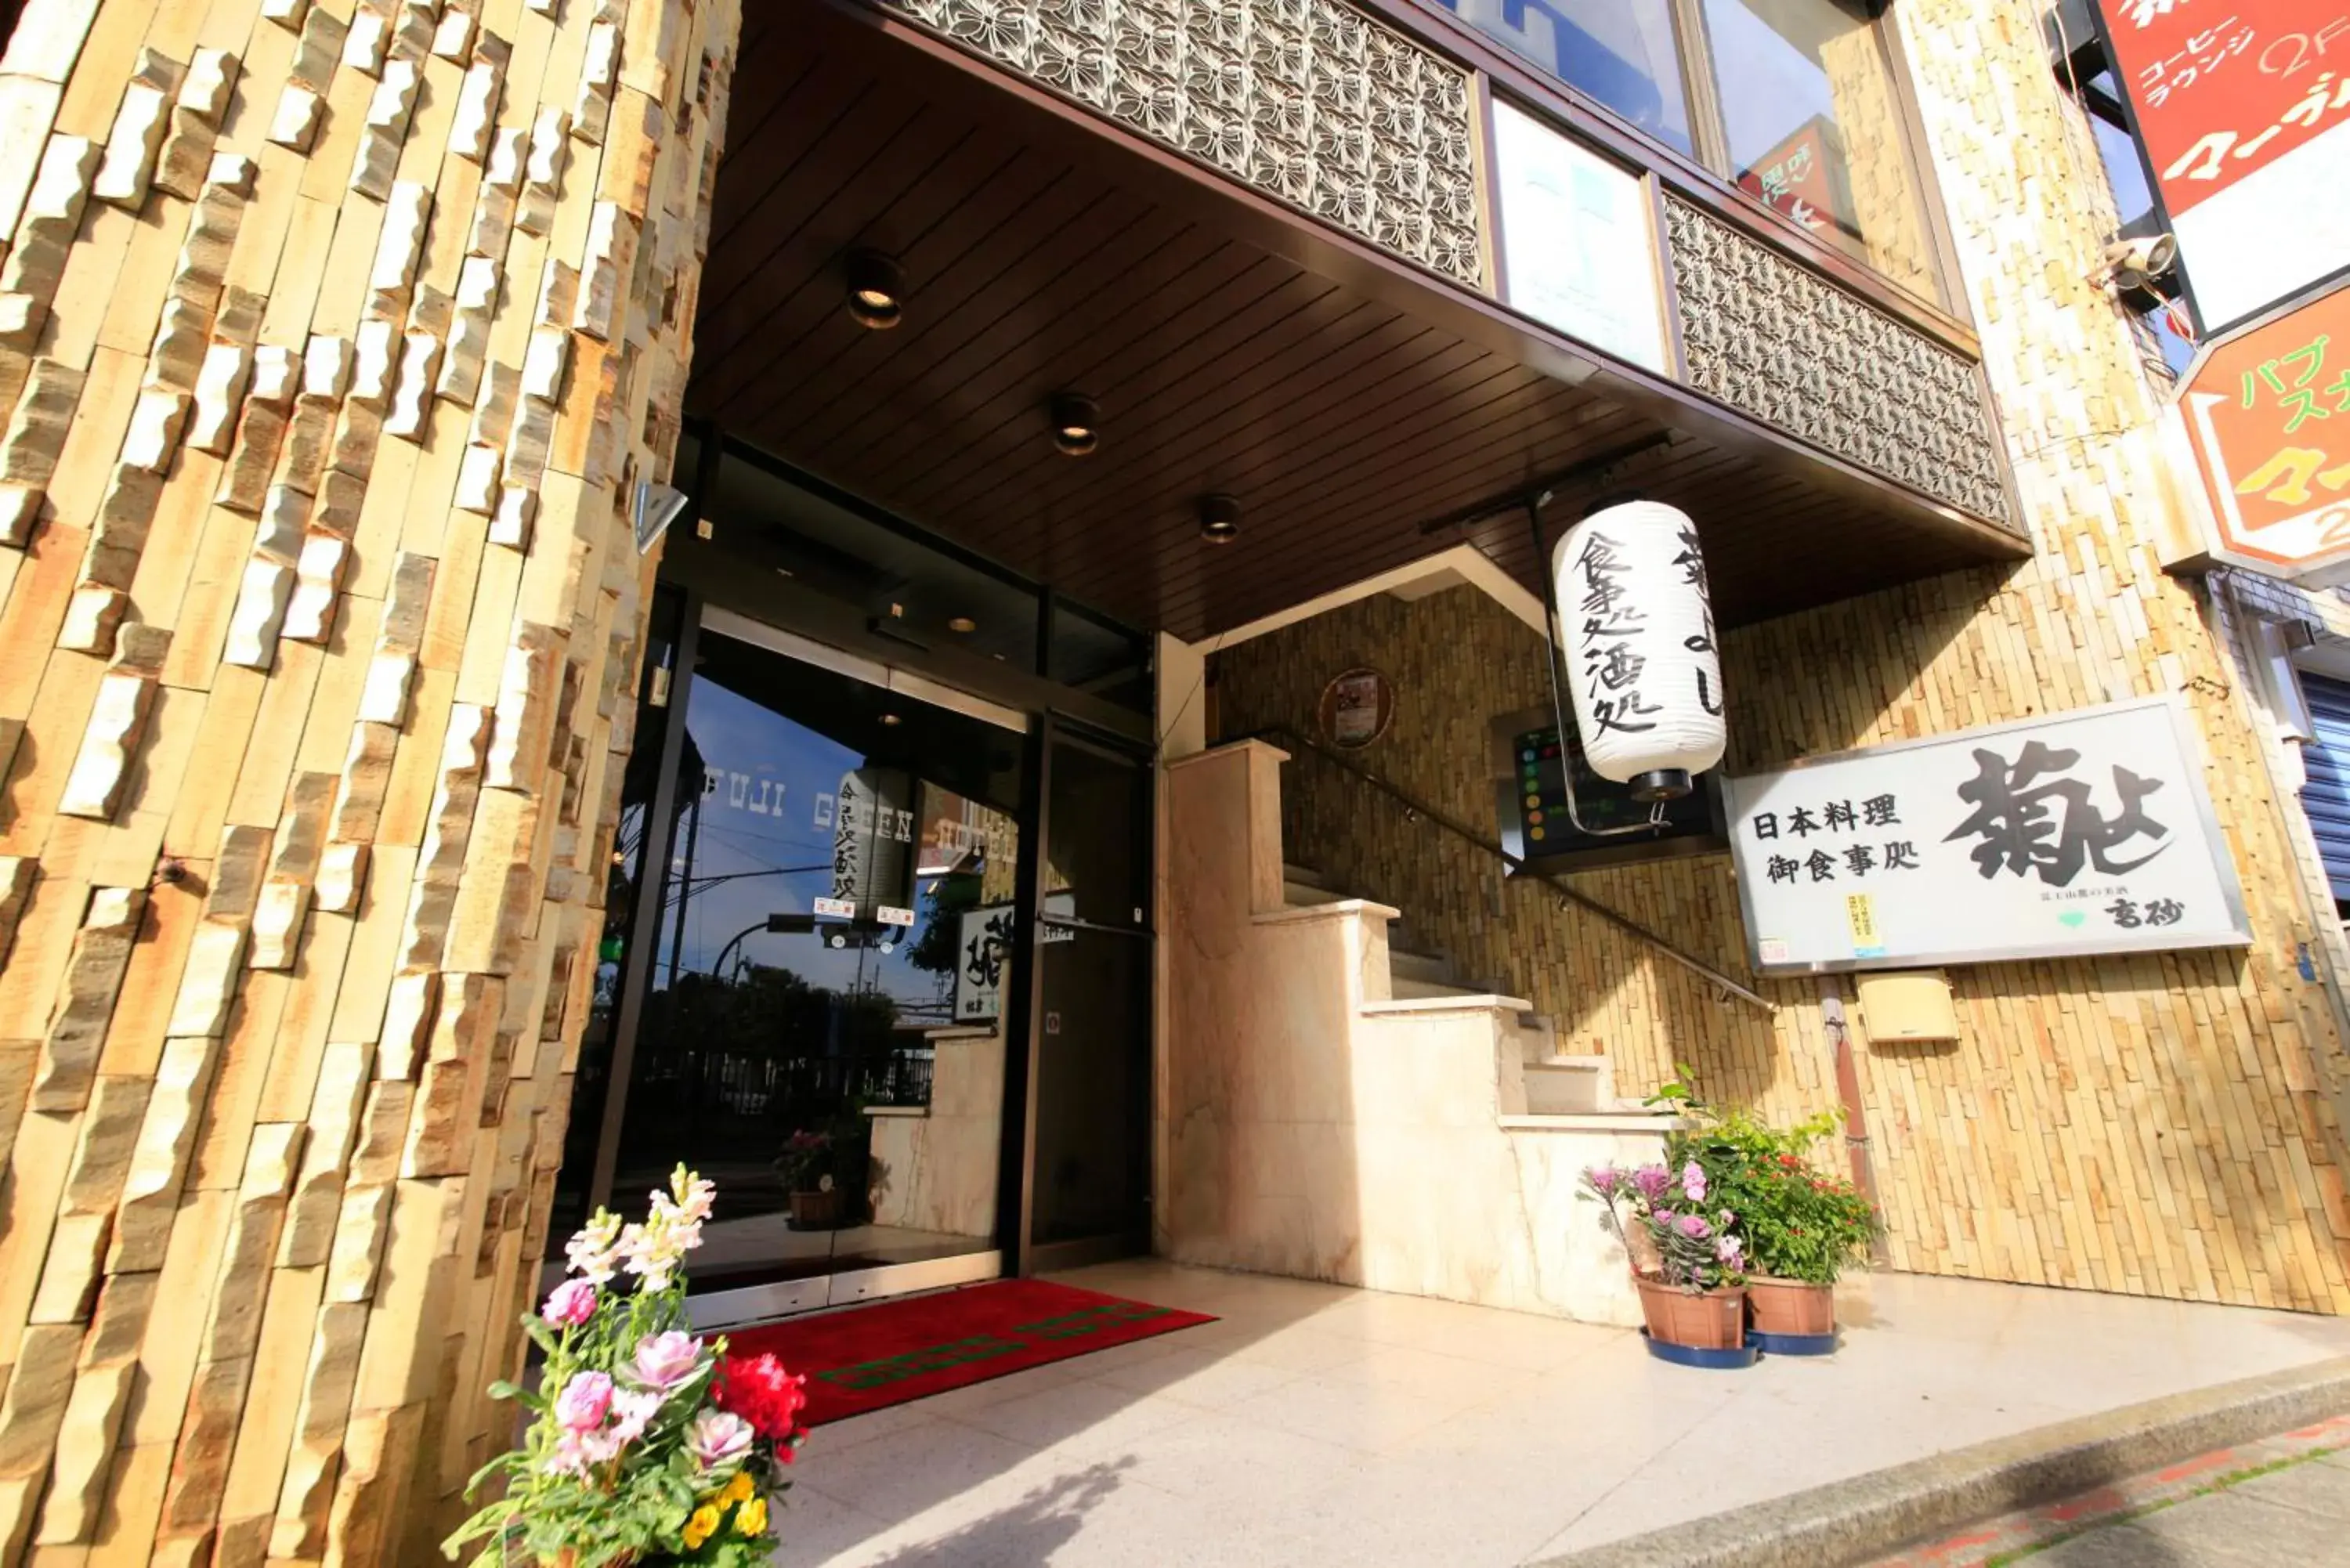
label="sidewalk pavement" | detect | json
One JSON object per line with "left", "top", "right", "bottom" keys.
{"left": 2030, "top": 1458, "right": 2350, "bottom": 1566}
{"left": 1873, "top": 1412, "right": 2350, "bottom": 1566}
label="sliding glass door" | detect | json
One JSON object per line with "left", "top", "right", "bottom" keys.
{"left": 1021, "top": 721, "right": 1155, "bottom": 1268}
{"left": 584, "top": 610, "right": 1029, "bottom": 1321}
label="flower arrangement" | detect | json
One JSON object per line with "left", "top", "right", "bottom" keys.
{"left": 1582, "top": 1160, "right": 1748, "bottom": 1292}
{"left": 1738, "top": 1151, "right": 1878, "bottom": 1285}
{"left": 443, "top": 1167, "right": 810, "bottom": 1568}
{"left": 776, "top": 1129, "right": 833, "bottom": 1194}
{"left": 1647, "top": 1068, "right": 1880, "bottom": 1286}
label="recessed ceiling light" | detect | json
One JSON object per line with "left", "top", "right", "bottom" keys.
{"left": 947, "top": 616, "right": 978, "bottom": 634}
{"left": 1050, "top": 393, "right": 1100, "bottom": 457}
{"left": 1199, "top": 493, "right": 1242, "bottom": 544}
{"left": 844, "top": 249, "right": 905, "bottom": 330}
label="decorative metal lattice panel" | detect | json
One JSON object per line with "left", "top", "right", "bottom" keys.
{"left": 1664, "top": 199, "right": 2012, "bottom": 527}
{"left": 876, "top": 0, "right": 1484, "bottom": 287}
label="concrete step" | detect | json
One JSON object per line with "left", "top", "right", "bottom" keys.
{"left": 1517, "top": 1012, "right": 1560, "bottom": 1063}
{"left": 1388, "top": 948, "right": 1455, "bottom": 987}
{"left": 1282, "top": 879, "right": 1346, "bottom": 909}
{"left": 1523, "top": 1056, "right": 1613, "bottom": 1115}
{"left": 1387, "top": 975, "right": 1489, "bottom": 1001}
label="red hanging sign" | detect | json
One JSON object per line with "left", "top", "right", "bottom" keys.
{"left": 2096, "top": 2, "right": 2350, "bottom": 327}
{"left": 2103, "top": 2, "right": 2346, "bottom": 211}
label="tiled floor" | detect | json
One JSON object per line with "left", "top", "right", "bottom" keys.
{"left": 768, "top": 1261, "right": 2350, "bottom": 1567}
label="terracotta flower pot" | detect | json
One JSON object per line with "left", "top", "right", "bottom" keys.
{"left": 1634, "top": 1274, "right": 1746, "bottom": 1349}
{"left": 1747, "top": 1276, "right": 1835, "bottom": 1337}
{"left": 787, "top": 1188, "right": 843, "bottom": 1230}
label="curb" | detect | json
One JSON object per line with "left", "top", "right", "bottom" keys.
{"left": 1524, "top": 1353, "right": 2350, "bottom": 1568}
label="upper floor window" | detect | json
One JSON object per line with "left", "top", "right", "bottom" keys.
{"left": 1702, "top": 0, "right": 1940, "bottom": 302}
{"left": 1436, "top": 0, "right": 1695, "bottom": 157}
{"left": 1430, "top": 0, "right": 1947, "bottom": 309}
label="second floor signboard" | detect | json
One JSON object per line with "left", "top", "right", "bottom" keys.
{"left": 1725, "top": 697, "right": 2251, "bottom": 974}
{"left": 2094, "top": 0, "right": 2350, "bottom": 331}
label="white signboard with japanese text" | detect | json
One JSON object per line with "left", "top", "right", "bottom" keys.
{"left": 1725, "top": 697, "right": 2251, "bottom": 974}
{"left": 1490, "top": 100, "right": 1671, "bottom": 375}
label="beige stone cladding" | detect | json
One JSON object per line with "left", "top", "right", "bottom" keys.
{"left": 1217, "top": 0, "right": 2350, "bottom": 1317}
{"left": 0, "top": 0, "right": 742, "bottom": 1561}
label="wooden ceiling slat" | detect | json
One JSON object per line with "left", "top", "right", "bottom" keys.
{"left": 789, "top": 205, "right": 1225, "bottom": 488}
{"left": 1099, "top": 400, "right": 1651, "bottom": 624}
{"left": 827, "top": 240, "right": 1319, "bottom": 504}
{"left": 928, "top": 303, "right": 1466, "bottom": 537}
{"left": 695, "top": 153, "right": 1101, "bottom": 417}
{"left": 698, "top": 57, "right": 898, "bottom": 315}
{"left": 696, "top": 126, "right": 1017, "bottom": 378}
{"left": 714, "top": 181, "right": 1162, "bottom": 432}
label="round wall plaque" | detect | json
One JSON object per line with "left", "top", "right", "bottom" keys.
{"left": 1318, "top": 667, "right": 1395, "bottom": 750}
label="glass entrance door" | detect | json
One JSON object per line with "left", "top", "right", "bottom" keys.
{"left": 599, "top": 610, "right": 1028, "bottom": 1322}
{"left": 1023, "top": 721, "right": 1155, "bottom": 1267}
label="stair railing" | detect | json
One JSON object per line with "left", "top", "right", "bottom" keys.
{"left": 1249, "top": 724, "right": 1773, "bottom": 1013}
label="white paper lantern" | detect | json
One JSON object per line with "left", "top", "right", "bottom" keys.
{"left": 1550, "top": 500, "right": 1726, "bottom": 797}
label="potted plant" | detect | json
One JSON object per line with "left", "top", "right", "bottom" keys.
{"left": 776, "top": 1129, "right": 841, "bottom": 1230}
{"left": 1650, "top": 1073, "right": 1879, "bottom": 1340}
{"left": 1738, "top": 1151, "right": 1877, "bottom": 1335}
{"left": 1582, "top": 1161, "right": 1749, "bottom": 1350}
{"left": 443, "top": 1165, "right": 812, "bottom": 1567}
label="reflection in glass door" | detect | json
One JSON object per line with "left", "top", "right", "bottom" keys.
{"left": 598, "top": 614, "right": 1027, "bottom": 1317}
{"left": 1025, "top": 722, "right": 1154, "bottom": 1266}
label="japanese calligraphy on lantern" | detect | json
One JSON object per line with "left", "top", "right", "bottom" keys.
{"left": 2095, "top": 0, "right": 2350, "bottom": 327}
{"left": 2175, "top": 280, "right": 2350, "bottom": 579}
{"left": 1725, "top": 697, "right": 2249, "bottom": 973}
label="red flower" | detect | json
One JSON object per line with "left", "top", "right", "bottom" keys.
{"left": 713, "top": 1353, "right": 810, "bottom": 1440}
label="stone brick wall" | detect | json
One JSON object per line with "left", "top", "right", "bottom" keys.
{"left": 1216, "top": 0, "right": 2350, "bottom": 1317}
{"left": 0, "top": 0, "right": 739, "bottom": 1560}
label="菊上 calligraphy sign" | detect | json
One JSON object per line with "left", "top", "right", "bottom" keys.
{"left": 2093, "top": 0, "right": 2350, "bottom": 328}
{"left": 1724, "top": 696, "right": 2250, "bottom": 974}
{"left": 953, "top": 904, "right": 1015, "bottom": 1021}
{"left": 2175, "top": 280, "right": 2350, "bottom": 577}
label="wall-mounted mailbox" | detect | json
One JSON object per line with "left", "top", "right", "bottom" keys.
{"left": 1856, "top": 970, "right": 1961, "bottom": 1045}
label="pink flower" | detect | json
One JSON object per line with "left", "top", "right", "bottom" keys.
{"left": 544, "top": 1427, "right": 620, "bottom": 1477}
{"left": 686, "top": 1409, "right": 756, "bottom": 1469}
{"left": 1679, "top": 1162, "right": 1708, "bottom": 1202}
{"left": 553, "top": 1371, "right": 613, "bottom": 1433}
{"left": 1676, "top": 1212, "right": 1712, "bottom": 1240}
{"left": 1585, "top": 1165, "right": 1621, "bottom": 1197}
{"left": 1717, "top": 1235, "right": 1744, "bottom": 1268}
{"left": 631, "top": 1330, "right": 706, "bottom": 1392}
{"left": 609, "top": 1387, "right": 664, "bottom": 1446}
{"left": 1629, "top": 1164, "right": 1672, "bottom": 1201}
{"left": 542, "top": 1279, "right": 598, "bottom": 1328}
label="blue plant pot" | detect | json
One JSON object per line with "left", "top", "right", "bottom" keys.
{"left": 1640, "top": 1330, "right": 1760, "bottom": 1369}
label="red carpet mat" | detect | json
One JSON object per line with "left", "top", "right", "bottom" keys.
{"left": 722, "top": 1278, "right": 1215, "bottom": 1425}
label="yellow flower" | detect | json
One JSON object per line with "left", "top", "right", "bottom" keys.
{"left": 735, "top": 1497, "right": 768, "bottom": 1537}
{"left": 683, "top": 1503, "right": 721, "bottom": 1550}
{"left": 721, "top": 1469, "right": 754, "bottom": 1505}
